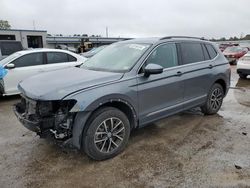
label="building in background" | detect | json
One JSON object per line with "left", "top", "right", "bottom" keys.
{"left": 0, "top": 29, "right": 131, "bottom": 51}
{"left": 46, "top": 36, "right": 131, "bottom": 49}
{"left": 0, "top": 29, "right": 47, "bottom": 49}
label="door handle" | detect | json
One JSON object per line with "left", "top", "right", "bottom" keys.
{"left": 208, "top": 64, "right": 213, "bottom": 69}
{"left": 176, "top": 71, "right": 183, "bottom": 76}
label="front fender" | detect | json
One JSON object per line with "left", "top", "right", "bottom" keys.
{"left": 65, "top": 77, "right": 138, "bottom": 113}
{"left": 69, "top": 94, "right": 137, "bottom": 149}
{"left": 71, "top": 111, "right": 92, "bottom": 149}
{"left": 70, "top": 93, "right": 137, "bottom": 112}
{"left": 64, "top": 78, "right": 138, "bottom": 149}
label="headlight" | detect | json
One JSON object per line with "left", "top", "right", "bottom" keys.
{"left": 37, "top": 100, "right": 76, "bottom": 117}
{"left": 37, "top": 101, "right": 53, "bottom": 117}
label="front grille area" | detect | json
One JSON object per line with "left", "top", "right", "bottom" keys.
{"left": 15, "top": 96, "right": 76, "bottom": 140}
{"left": 19, "top": 95, "right": 37, "bottom": 118}
{"left": 16, "top": 96, "right": 55, "bottom": 132}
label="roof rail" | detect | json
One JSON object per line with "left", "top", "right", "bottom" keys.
{"left": 160, "top": 36, "right": 207, "bottom": 40}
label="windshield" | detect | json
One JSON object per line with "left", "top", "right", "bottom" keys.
{"left": 89, "top": 45, "right": 107, "bottom": 53}
{"left": 81, "top": 43, "right": 150, "bottom": 72}
{"left": 224, "top": 46, "right": 244, "bottom": 53}
{"left": 0, "top": 52, "right": 22, "bottom": 66}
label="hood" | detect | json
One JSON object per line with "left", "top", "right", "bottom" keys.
{"left": 18, "top": 67, "right": 123, "bottom": 100}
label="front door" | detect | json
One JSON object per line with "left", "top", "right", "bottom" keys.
{"left": 137, "top": 43, "right": 185, "bottom": 125}
{"left": 4, "top": 52, "right": 45, "bottom": 95}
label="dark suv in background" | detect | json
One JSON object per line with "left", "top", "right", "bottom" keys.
{"left": 14, "top": 36, "right": 230, "bottom": 160}
{"left": 0, "top": 40, "right": 23, "bottom": 60}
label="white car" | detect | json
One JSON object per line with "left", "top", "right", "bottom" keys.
{"left": 237, "top": 53, "right": 250, "bottom": 79}
{"left": 0, "top": 49, "right": 86, "bottom": 96}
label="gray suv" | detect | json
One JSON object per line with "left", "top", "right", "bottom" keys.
{"left": 14, "top": 36, "right": 230, "bottom": 160}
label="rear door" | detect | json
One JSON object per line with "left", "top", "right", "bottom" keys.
{"left": 41, "top": 52, "right": 79, "bottom": 72}
{"left": 137, "top": 43, "right": 185, "bottom": 125}
{"left": 178, "top": 42, "right": 215, "bottom": 109}
{"left": 3, "top": 52, "right": 45, "bottom": 95}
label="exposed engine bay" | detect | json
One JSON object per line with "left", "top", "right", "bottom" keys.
{"left": 14, "top": 95, "right": 76, "bottom": 140}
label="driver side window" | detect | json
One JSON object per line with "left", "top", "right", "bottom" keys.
{"left": 12, "top": 53, "right": 44, "bottom": 68}
{"left": 145, "top": 43, "right": 178, "bottom": 69}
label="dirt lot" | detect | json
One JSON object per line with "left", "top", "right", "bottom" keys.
{"left": 0, "top": 67, "right": 249, "bottom": 188}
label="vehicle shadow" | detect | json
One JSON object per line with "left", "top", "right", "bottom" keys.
{"left": 234, "top": 78, "right": 250, "bottom": 107}
{"left": 236, "top": 77, "right": 250, "bottom": 87}
{"left": 19, "top": 107, "right": 226, "bottom": 187}
{"left": 0, "top": 94, "right": 20, "bottom": 103}
{"left": 129, "top": 107, "right": 213, "bottom": 143}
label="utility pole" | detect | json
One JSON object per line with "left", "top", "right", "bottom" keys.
{"left": 106, "top": 26, "right": 109, "bottom": 38}
{"left": 33, "top": 20, "right": 36, "bottom": 30}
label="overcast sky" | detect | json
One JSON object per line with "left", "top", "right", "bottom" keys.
{"left": 1, "top": 0, "right": 250, "bottom": 39}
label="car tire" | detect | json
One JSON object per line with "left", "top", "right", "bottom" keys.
{"left": 82, "top": 107, "right": 130, "bottom": 160}
{"left": 201, "top": 83, "right": 224, "bottom": 115}
{"left": 229, "top": 60, "right": 237, "bottom": 65}
{"left": 239, "top": 73, "right": 247, "bottom": 79}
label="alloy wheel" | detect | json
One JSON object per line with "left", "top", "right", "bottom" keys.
{"left": 210, "top": 88, "right": 223, "bottom": 111}
{"left": 94, "top": 117, "right": 125, "bottom": 153}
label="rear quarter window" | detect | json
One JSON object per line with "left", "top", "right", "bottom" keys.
{"left": 205, "top": 44, "right": 217, "bottom": 59}
{"left": 68, "top": 54, "right": 77, "bottom": 62}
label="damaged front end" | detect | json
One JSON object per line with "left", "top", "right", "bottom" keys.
{"left": 14, "top": 95, "right": 76, "bottom": 141}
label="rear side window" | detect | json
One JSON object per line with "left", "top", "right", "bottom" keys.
{"left": 0, "top": 42, "right": 23, "bottom": 56}
{"left": 47, "top": 52, "right": 69, "bottom": 64}
{"left": 201, "top": 44, "right": 210, "bottom": 61}
{"left": 180, "top": 43, "right": 204, "bottom": 64}
{"left": 68, "top": 54, "right": 77, "bottom": 62}
{"left": 12, "top": 53, "right": 43, "bottom": 68}
{"left": 205, "top": 44, "right": 217, "bottom": 59}
{"left": 146, "top": 43, "right": 178, "bottom": 69}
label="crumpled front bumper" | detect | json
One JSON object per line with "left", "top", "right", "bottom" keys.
{"left": 13, "top": 104, "right": 41, "bottom": 133}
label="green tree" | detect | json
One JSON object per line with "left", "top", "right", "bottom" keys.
{"left": 220, "top": 37, "right": 226, "bottom": 41}
{"left": 233, "top": 36, "right": 238, "bottom": 41}
{"left": 0, "top": 20, "right": 11, "bottom": 29}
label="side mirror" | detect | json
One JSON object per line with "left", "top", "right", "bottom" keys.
{"left": 144, "top": 64, "right": 163, "bottom": 77}
{"left": 5, "top": 63, "right": 15, "bottom": 69}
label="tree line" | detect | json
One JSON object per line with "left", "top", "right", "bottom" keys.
{"left": 1, "top": 20, "right": 249, "bottom": 41}
{"left": 211, "top": 35, "right": 250, "bottom": 41}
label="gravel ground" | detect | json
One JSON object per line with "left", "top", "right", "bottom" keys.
{"left": 0, "top": 66, "right": 249, "bottom": 188}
